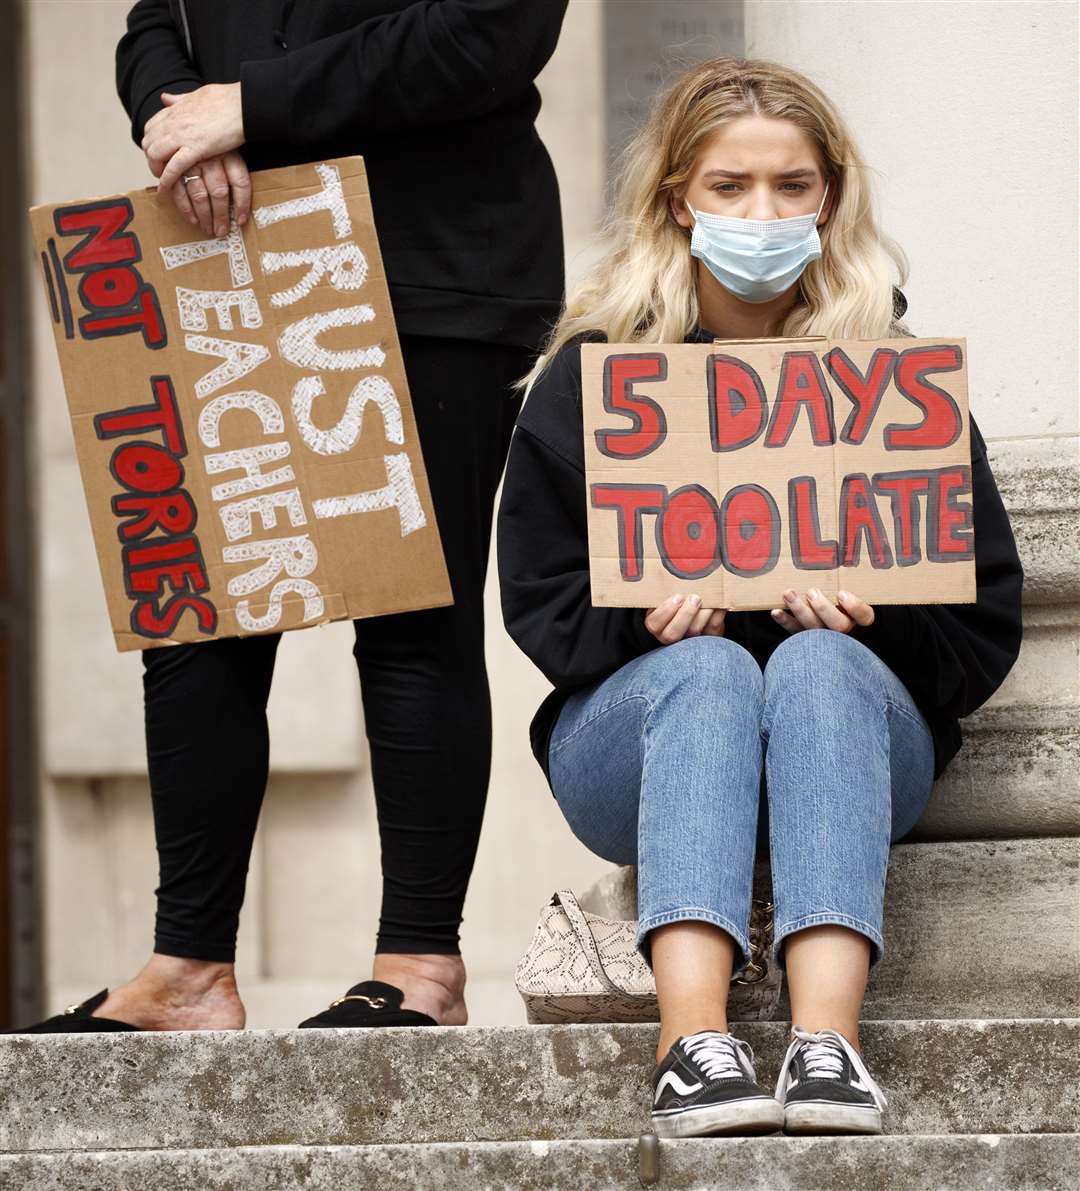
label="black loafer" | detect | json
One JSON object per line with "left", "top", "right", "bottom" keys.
{"left": 298, "top": 980, "right": 436, "bottom": 1029}
{"left": 5, "top": 989, "right": 140, "bottom": 1034}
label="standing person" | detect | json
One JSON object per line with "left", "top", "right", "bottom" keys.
{"left": 498, "top": 57, "right": 1022, "bottom": 1136}
{"left": 13, "top": 0, "right": 567, "bottom": 1035}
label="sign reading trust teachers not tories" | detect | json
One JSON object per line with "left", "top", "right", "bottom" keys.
{"left": 30, "top": 157, "right": 452, "bottom": 651}
{"left": 582, "top": 338, "right": 976, "bottom": 610}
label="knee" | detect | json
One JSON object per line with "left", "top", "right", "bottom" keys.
{"left": 763, "top": 630, "right": 878, "bottom": 701}
{"left": 640, "top": 635, "right": 764, "bottom": 707}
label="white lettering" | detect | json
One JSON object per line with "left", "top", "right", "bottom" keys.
{"left": 313, "top": 452, "right": 426, "bottom": 536}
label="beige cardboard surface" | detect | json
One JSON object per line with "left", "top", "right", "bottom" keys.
{"left": 582, "top": 338, "right": 976, "bottom": 610}
{"left": 30, "top": 157, "right": 452, "bottom": 651}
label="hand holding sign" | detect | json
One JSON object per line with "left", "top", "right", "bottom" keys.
{"left": 645, "top": 594, "right": 727, "bottom": 644}
{"left": 169, "top": 152, "right": 252, "bottom": 238}
{"left": 771, "top": 588, "right": 876, "bottom": 634}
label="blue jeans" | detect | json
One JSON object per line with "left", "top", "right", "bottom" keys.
{"left": 548, "top": 632, "right": 935, "bottom": 973}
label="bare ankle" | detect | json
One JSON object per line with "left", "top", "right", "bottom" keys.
{"left": 95, "top": 955, "right": 245, "bottom": 1031}
{"left": 372, "top": 953, "right": 467, "bottom": 1025}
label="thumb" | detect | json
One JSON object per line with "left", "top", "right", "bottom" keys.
{"left": 160, "top": 91, "right": 181, "bottom": 106}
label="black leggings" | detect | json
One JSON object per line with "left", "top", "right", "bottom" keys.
{"left": 143, "top": 334, "right": 530, "bottom": 963}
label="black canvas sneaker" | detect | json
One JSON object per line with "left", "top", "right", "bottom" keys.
{"left": 775, "top": 1026, "right": 887, "bottom": 1134}
{"left": 650, "top": 1030, "right": 785, "bottom": 1138}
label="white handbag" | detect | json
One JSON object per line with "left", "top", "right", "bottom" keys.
{"left": 515, "top": 889, "right": 783, "bottom": 1024}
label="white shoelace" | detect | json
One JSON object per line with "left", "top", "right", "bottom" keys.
{"left": 774, "top": 1026, "right": 888, "bottom": 1111}
{"left": 798, "top": 1034, "right": 846, "bottom": 1080}
{"left": 682, "top": 1031, "right": 754, "bottom": 1081}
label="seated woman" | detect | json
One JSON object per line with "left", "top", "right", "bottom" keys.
{"left": 497, "top": 56, "right": 1022, "bottom": 1139}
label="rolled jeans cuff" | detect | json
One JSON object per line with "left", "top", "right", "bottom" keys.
{"left": 772, "top": 911, "right": 885, "bottom": 972}
{"left": 636, "top": 908, "right": 753, "bottom": 975}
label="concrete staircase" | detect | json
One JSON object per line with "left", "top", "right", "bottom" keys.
{"left": 0, "top": 1019, "right": 1076, "bottom": 1188}
{"left": 1, "top": 434, "right": 1076, "bottom": 1188}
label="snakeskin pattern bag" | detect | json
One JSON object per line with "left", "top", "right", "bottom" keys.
{"left": 515, "top": 889, "right": 783, "bottom": 1024}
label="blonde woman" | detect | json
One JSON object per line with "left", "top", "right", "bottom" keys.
{"left": 497, "top": 58, "right": 1022, "bottom": 1138}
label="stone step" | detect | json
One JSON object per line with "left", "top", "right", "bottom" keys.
{"left": 914, "top": 704, "right": 1078, "bottom": 840}
{"left": 581, "top": 836, "right": 1080, "bottom": 1020}
{"left": 1, "top": 1136, "right": 1077, "bottom": 1191}
{"left": 0, "top": 1019, "right": 1075, "bottom": 1152}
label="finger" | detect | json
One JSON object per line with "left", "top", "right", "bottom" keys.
{"left": 222, "top": 151, "right": 252, "bottom": 225}
{"left": 702, "top": 609, "right": 726, "bottom": 637}
{"left": 644, "top": 594, "right": 685, "bottom": 637}
{"left": 143, "top": 142, "right": 167, "bottom": 178}
{"left": 184, "top": 172, "right": 213, "bottom": 237}
{"left": 770, "top": 607, "right": 802, "bottom": 634}
{"left": 804, "top": 587, "right": 853, "bottom": 633}
{"left": 161, "top": 91, "right": 182, "bottom": 106}
{"left": 659, "top": 593, "right": 702, "bottom": 644}
{"left": 171, "top": 179, "right": 198, "bottom": 226}
{"left": 683, "top": 605, "right": 714, "bottom": 639}
{"left": 201, "top": 157, "right": 231, "bottom": 238}
{"left": 782, "top": 589, "right": 825, "bottom": 631}
{"left": 838, "top": 590, "right": 875, "bottom": 628}
{"left": 158, "top": 146, "right": 202, "bottom": 195}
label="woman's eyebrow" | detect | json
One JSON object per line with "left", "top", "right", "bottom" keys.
{"left": 701, "top": 168, "right": 818, "bottom": 180}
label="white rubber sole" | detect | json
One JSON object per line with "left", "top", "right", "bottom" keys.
{"left": 652, "top": 1095, "right": 786, "bottom": 1138}
{"left": 784, "top": 1099, "right": 883, "bottom": 1135}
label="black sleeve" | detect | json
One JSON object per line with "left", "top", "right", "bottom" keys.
{"left": 240, "top": 0, "right": 568, "bottom": 144}
{"left": 116, "top": 0, "right": 204, "bottom": 145}
{"left": 497, "top": 346, "right": 661, "bottom": 691}
{"left": 852, "top": 418, "right": 1024, "bottom": 722}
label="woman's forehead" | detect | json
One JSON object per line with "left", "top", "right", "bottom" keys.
{"left": 693, "top": 115, "right": 822, "bottom": 176}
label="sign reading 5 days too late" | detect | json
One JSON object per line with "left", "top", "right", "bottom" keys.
{"left": 581, "top": 338, "right": 976, "bottom": 610}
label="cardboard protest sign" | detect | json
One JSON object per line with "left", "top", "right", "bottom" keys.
{"left": 582, "top": 338, "right": 976, "bottom": 610}
{"left": 30, "top": 156, "right": 452, "bottom": 651}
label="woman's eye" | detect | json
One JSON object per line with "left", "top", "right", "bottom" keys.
{"left": 781, "top": 183, "right": 809, "bottom": 192}
{"left": 714, "top": 184, "right": 741, "bottom": 193}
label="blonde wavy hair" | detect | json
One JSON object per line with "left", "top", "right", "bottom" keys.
{"left": 522, "top": 56, "right": 907, "bottom": 391}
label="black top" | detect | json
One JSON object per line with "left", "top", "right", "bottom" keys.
{"left": 497, "top": 326, "right": 1025, "bottom": 783}
{"left": 116, "top": 0, "right": 568, "bottom": 347}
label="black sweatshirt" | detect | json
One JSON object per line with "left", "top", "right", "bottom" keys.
{"left": 497, "top": 328, "right": 1025, "bottom": 784}
{"left": 116, "top": 0, "right": 567, "bottom": 347}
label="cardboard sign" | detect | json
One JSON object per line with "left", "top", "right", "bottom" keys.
{"left": 582, "top": 338, "right": 976, "bottom": 610}
{"left": 30, "top": 157, "right": 452, "bottom": 651}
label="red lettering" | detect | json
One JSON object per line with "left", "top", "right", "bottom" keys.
{"left": 595, "top": 354, "right": 668, "bottom": 459}
{"left": 80, "top": 285, "right": 167, "bottom": 348}
{"left": 133, "top": 593, "right": 217, "bottom": 637}
{"left": 884, "top": 344, "right": 963, "bottom": 450}
{"left": 788, "top": 476, "right": 838, "bottom": 569}
{"left": 765, "top": 352, "right": 835, "bottom": 447}
{"left": 112, "top": 489, "right": 197, "bottom": 542}
{"left": 124, "top": 535, "right": 210, "bottom": 599}
{"left": 873, "top": 471, "right": 931, "bottom": 566}
{"left": 79, "top": 266, "right": 139, "bottom": 311}
{"left": 720, "top": 484, "right": 780, "bottom": 577}
{"left": 930, "top": 466, "right": 974, "bottom": 561}
{"left": 111, "top": 442, "right": 183, "bottom": 494}
{"left": 96, "top": 376, "right": 186, "bottom": 457}
{"left": 707, "top": 354, "right": 767, "bottom": 452}
{"left": 55, "top": 200, "right": 138, "bottom": 270}
{"left": 839, "top": 474, "right": 893, "bottom": 568}
{"left": 590, "top": 483, "right": 666, "bottom": 581}
{"left": 824, "top": 347, "right": 898, "bottom": 445}
{"left": 657, "top": 485, "right": 720, "bottom": 579}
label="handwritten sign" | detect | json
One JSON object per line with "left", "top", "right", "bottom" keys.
{"left": 30, "top": 157, "right": 452, "bottom": 651}
{"left": 582, "top": 338, "right": 976, "bottom": 610}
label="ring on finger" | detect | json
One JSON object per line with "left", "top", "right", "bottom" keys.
{"left": 182, "top": 174, "right": 202, "bottom": 185}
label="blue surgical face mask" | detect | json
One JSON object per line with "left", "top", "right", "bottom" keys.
{"left": 686, "top": 185, "right": 829, "bottom": 304}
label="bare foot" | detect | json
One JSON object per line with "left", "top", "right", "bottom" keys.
{"left": 93, "top": 954, "right": 245, "bottom": 1031}
{"left": 372, "top": 953, "right": 467, "bottom": 1026}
